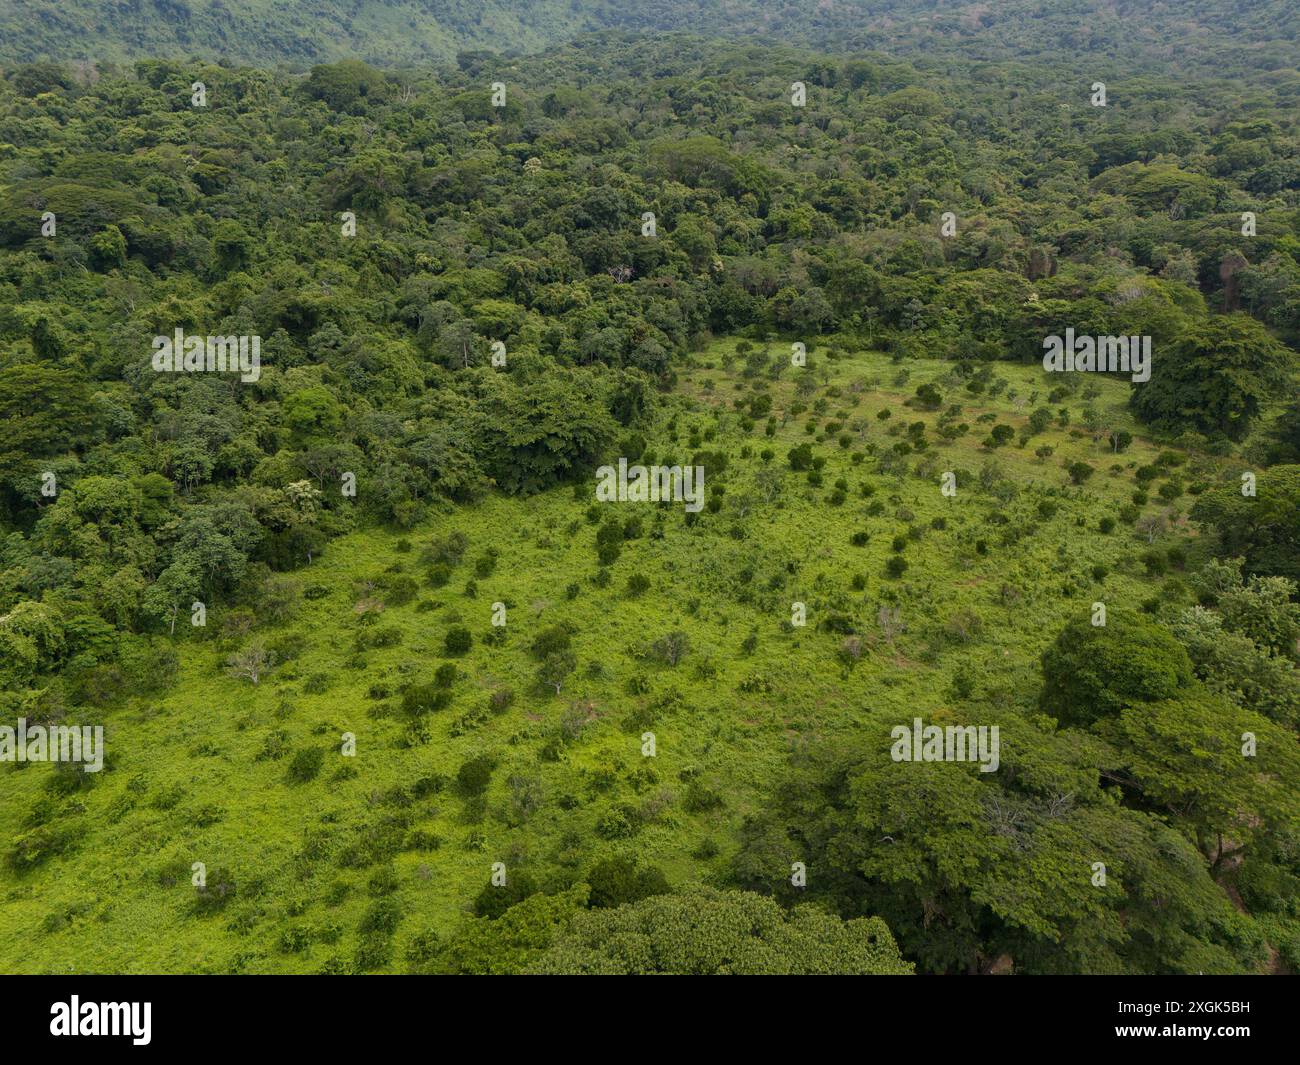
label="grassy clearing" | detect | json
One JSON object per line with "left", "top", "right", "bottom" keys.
{"left": 0, "top": 341, "right": 1230, "bottom": 973}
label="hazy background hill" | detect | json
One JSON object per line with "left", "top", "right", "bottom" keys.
{"left": 1, "top": 0, "right": 1297, "bottom": 73}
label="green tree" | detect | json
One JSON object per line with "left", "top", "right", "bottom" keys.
{"left": 1191, "top": 466, "right": 1300, "bottom": 582}
{"left": 1039, "top": 612, "right": 1193, "bottom": 727}
{"left": 1130, "top": 314, "right": 1290, "bottom": 440}
{"left": 142, "top": 562, "right": 202, "bottom": 636}
{"left": 303, "top": 61, "right": 390, "bottom": 112}
{"left": 1099, "top": 688, "right": 1300, "bottom": 871}
{"left": 424, "top": 886, "right": 588, "bottom": 975}
{"left": 586, "top": 856, "right": 670, "bottom": 909}
{"left": 529, "top": 888, "right": 913, "bottom": 975}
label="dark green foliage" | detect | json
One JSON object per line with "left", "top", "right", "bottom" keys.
{"left": 529, "top": 888, "right": 913, "bottom": 975}
{"left": 914, "top": 383, "right": 942, "bottom": 409}
{"left": 1131, "top": 316, "right": 1291, "bottom": 441}
{"left": 444, "top": 626, "right": 473, "bottom": 656}
{"left": 456, "top": 754, "right": 496, "bottom": 797}
{"left": 384, "top": 576, "right": 419, "bottom": 606}
{"left": 1039, "top": 613, "right": 1193, "bottom": 727}
{"left": 530, "top": 625, "right": 572, "bottom": 660}
{"left": 304, "top": 61, "right": 392, "bottom": 112}
{"left": 193, "top": 868, "right": 238, "bottom": 914}
{"left": 286, "top": 747, "right": 325, "bottom": 783}
{"left": 402, "top": 684, "right": 452, "bottom": 716}
{"left": 1143, "top": 550, "right": 1169, "bottom": 576}
{"left": 586, "top": 856, "right": 671, "bottom": 909}
{"left": 360, "top": 897, "right": 403, "bottom": 936}
{"left": 985, "top": 424, "right": 1014, "bottom": 448}
{"left": 473, "top": 871, "right": 538, "bottom": 919}
{"left": 1192, "top": 466, "right": 1300, "bottom": 582}
{"left": 1067, "top": 462, "right": 1094, "bottom": 485}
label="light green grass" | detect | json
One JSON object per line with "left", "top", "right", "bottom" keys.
{"left": 0, "top": 343, "right": 1232, "bottom": 973}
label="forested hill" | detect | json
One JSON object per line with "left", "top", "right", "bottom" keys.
{"left": 2, "top": 0, "right": 1298, "bottom": 74}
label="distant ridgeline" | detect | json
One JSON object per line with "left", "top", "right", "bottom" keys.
{"left": 0, "top": 0, "right": 1297, "bottom": 74}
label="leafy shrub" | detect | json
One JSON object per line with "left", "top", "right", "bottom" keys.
{"left": 1142, "top": 550, "right": 1169, "bottom": 576}
{"left": 456, "top": 754, "right": 496, "bottom": 796}
{"left": 1039, "top": 612, "right": 1192, "bottom": 727}
{"left": 472, "top": 871, "right": 537, "bottom": 919}
{"left": 595, "top": 805, "right": 639, "bottom": 840}
{"left": 1067, "top": 462, "right": 1094, "bottom": 485}
{"left": 531, "top": 625, "right": 572, "bottom": 659}
{"left": 682, "top": 781, "right": 724, "bottom": 812}
{"left": 286, "top": 747, "right": 324, "bottom": 783}
{"left": 402, "top": 684, "right": 451, "bottom": 716}
{"left": 915, "top": 383, "right": 942, "bottom": 408}
{"left": 587, "top": 857, "right": 671, "bottom": 909}
{"left": 385, "top": 575, "right": 419, "bottom": 606}
{"left": 269, "top": 633, "right": 308, "bottom": 662}
{"left": 647, "top": 631, "right": 690, "bottom": 666}
{"left": 444, "top": 626, "right": 472, "bottom": 655}
{"left": 193, "top": 868, "right": 237, "bottom": 914}
{"left": 303, "top": 672, "right": 332, "bottom": 694}
{"left": 360, "top": 897, "right": 402, "bottom": 936}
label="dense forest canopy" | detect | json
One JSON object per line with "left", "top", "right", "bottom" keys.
{"left": 0, "top": 2, "right": 1297, "bottom": 977}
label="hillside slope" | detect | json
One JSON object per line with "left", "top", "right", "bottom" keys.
{"left": 1, "top": 0, "right": 1297, "bottom": 72}
{"left": 0, "top": 341, "right": 1254, "bottom": 974}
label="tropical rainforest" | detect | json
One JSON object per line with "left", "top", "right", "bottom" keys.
{"left": 0, "top": 1, "right": 1298, "bottom": 975}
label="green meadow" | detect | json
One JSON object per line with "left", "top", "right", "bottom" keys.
{"left": 0, "top": 339, "right": 1232, "bottom": 973}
